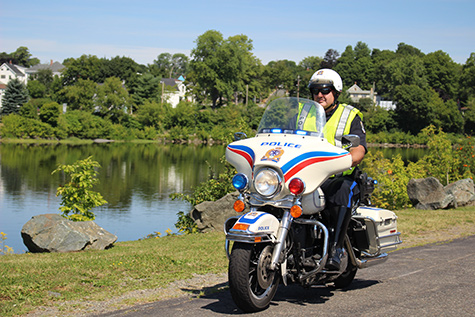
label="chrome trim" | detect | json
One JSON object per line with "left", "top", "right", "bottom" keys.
{"left": 269, "top": 210, "right": 292, "bottom": 270}
{"left": 225, "top": 232, "right": 275, "bottom": 259}
{"left": 293, "top": 218, "right": 329, "bottom": 281}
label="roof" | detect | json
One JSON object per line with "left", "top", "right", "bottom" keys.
{"left": 1, "top": 63, "right": 26, "bottom": 77}
{"left": 161, "top": 78, "right": 183, "bottom": 91}
{"left": 347, "top": 83, "right": 377, "bottom": 95}
{"left": 27, "top": 61, "right": 66, "bottom": 73}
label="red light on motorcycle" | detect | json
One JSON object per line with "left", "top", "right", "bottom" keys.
{"left": 232, "top": 223, "right": 249, "bottom": 231}
{"left": 289, "top": 178, "right": 305, "bottom": 196}
{"left": 233, "top": 200, "right": 245, "bottom": 212}
{"left": 290, "top": 205, "right": 302, "bottom": 218}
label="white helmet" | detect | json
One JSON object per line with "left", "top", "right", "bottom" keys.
{"left": 308, "top": 68, "right": 343, "bottom": 92}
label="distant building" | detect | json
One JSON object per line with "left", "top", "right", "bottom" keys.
{"left": 0, "top": 61, "right": 66, "bottom": 109}
{"left": 347, "top": 83, "right": 377, "bottom": 104}
{"left": 160, "top": 77, "right": 194, "bottom": 108}
{"left": 0, "top": 62, "right": 28, "bottom": 86}
{"left": 346, "top": 83, "right": 396, "bottom": 110}
{"left": 26, "top": 60, "right": 65, "bottom": 78}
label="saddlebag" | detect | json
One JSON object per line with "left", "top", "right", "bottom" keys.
{"left": 352, "top": 206, "right": 402, "bottom": 255}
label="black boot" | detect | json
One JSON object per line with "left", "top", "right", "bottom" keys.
{"left": 326, "top": 206, "right": 352, "bottom": 271}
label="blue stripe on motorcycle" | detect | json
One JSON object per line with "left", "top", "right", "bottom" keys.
{"left": 281, "top": 151, "right": 346, "bottom": 174}
{"left": 227, "top": 144, "right": 255, "bottom": 161}
{"left": 237, "top": 212, "right": 266, "bottom": 224}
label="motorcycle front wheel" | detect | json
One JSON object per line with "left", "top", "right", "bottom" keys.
{"left": 228, "top": 242, "right": 280, "bottom": 313}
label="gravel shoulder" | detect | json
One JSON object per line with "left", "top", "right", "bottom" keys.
{"left": 27, "top": 223, "right": 475, "bottom": 316}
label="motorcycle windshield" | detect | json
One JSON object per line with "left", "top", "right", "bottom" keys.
{"left": 257, "top": 97, "right": 325, "bottom": 138}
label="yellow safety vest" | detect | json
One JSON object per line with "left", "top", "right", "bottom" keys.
{"left": 297, "top": 103, "right": 363, "bottom": 176}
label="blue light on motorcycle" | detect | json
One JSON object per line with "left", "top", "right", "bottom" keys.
{"left": 296, "top": 130, "right": 307, "bottom": 135}
{"left": 271, "top": 128, "right": 282, "bottom": 133}
{"left": 232, "top": 173, "right": 248, "bottom": 191}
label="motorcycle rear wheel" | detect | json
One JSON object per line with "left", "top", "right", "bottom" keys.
{"left": 229, "top": 242, "right": 280, "bottom": 313}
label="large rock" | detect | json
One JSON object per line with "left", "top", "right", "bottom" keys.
{"left": 191, "top": 191, "right": 240, "bottom": 232}
{"left": 444, "top": 178, "right": 475, "bottom": 208}
{"left": 407, "top": 177, "right": 454, "bottom": 210}
{"left": 21, "top": 214, "right": 117, "bottom": 253}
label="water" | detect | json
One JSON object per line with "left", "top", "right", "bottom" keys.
{"left": 0, "top": 143, "right": 426, "bottom": 254}
{"left": 0, "top": 143, "right": 226, "bottom": 254}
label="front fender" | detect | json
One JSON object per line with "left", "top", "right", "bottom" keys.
{"left": 224, "top": 211, "right": 280, "bottom": 259}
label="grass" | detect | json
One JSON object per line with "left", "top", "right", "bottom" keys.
{"left": 1, "top": 207, "right": 475, "bottom": 316}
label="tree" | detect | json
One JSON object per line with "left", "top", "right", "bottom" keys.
{"left": 321, "top": 49, "right": 340, "bottom": 69}
{"left": 57, "top": 78, "right": 97, "bottom": 112}
{"left": 189, "top": 30, "right": 260, "bottom": 108}
{"left": 459, "top": 53, "right": 475, "bottom": 105}
{"left": 1, "top": 78, "right": 29, "bottom": 115}
{"left": 27, "top": 80, "right": 47, "bottom": 98}
{"left": 384, "top": 55, "right": 428, "bottom": 95}
{"left": 334, "top": 42, "right": 373, "bottom": 89}
{"left": 95, "top": 76, "right": 132, "bottom": 122}
{"left": 423, "top": 50, "right": 460, "bottom": 101}
{"left": 149, "top": 53, "right": 189, "bottom": 78}
{"left": 62, "top": 55, "right": 103, "bottom": 85}
{"left": 371, "top": 49, "right": 396, "bottom": 97}
{"left": 0, "top": 46, "right": 39, "bottom": 67}
{"left": 262, "top": 60, "right": 298, "bottom": 93}
{"left": 131, "top": 73, "right": 161, "bottom": 106}
{"left": 299, "top": 56, "right": 323, "bottom": 71}
{"left": 393, "top": 84, "right": 434, "bottom": 134}
{"left": 396, "top": 42, "right": 425, "bottom": 58}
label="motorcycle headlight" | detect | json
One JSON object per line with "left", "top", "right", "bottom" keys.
{"left": 254, "top": 168, "right": 282, "bottom": 197}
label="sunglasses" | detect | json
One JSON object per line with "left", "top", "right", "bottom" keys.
{"left": 311, "top": 87, "right": 333, "bottom": 95}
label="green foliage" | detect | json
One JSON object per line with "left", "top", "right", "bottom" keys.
{"left": 364, "top": 126, "right": 475, "bottom": 209}
{"left": 1, "top": 78, "right": 29, "bottom": 115}
{"left": 57, "top": 78, "right": 97, "bottom": 112}
{"left": 52, "top": 156, "right": 107, "bottom": 221}
{"left": 0, "top": 113, "right": 56, "bottom": 138}
{"left": 57, "top": 110, "right": 113, "bottom": 139}
{"left": 39, "top": 102, "right": 61, "bottom": 127}
{"left": 175, "top": 211, "right": 199, "bottom": 234}
{"left": 27, "top": 80, "right": 47, "bottom": 98}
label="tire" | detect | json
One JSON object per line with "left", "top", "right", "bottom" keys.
{"left": 228, "top": 242, "right": 280, "bottom": 313}
{"left": 333, "top": 250, "right": 357, "bottom": 289}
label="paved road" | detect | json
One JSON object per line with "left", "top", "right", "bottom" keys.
{"left": 99, "top": 235, "right": 475, "bottom": 316}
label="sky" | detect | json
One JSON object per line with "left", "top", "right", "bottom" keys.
{"left": 1, "top": 0, "right": 474, "bottom": 66}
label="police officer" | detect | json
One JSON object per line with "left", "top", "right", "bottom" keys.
{"left": 308, "top": 69, "right": 367, "bottom": 271}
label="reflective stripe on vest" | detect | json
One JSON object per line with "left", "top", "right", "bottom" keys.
{"left": 323, "top": 104, "right": 362, "bottom": 147}
{"left": 297, "top": 102, "right": 318, "bottom": 131}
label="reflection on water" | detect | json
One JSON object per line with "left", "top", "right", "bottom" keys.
{"left": 0, "top": 143, "right": 226, "bottom": 253}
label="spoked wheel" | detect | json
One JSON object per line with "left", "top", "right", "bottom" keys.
{"left": 228, "top": 242, "right": 280, "bottom": 313}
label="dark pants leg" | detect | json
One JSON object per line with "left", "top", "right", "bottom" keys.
{"left": 321, "top": 176, "right": 359, "bottom": 270}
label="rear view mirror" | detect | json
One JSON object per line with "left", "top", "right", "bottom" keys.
{"left": 342, "top": 134, "right": 360, "bottom": 149}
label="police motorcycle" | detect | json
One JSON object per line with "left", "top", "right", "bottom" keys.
{"left": 224, "top": 97, "right": 402, "bottom": 313}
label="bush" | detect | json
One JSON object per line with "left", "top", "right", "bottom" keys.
{"left": 57, "top": 111, "right": 113, "bottom": 139}
{"left": 52, "top": 156, "right": 107, "bottom": 221}
{"left": 0, "top": 113, "right": 56, "bottom": 138}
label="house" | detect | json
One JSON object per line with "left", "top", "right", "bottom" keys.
{"left": 346, "top": 83, "right": 396, "bottom": 110}
{"left": 160, "top": 76, "right": 193, "bottom": 108}
{"left": 26, "top": 60, "right": 65, "bottom": 78}
{"left": 347, "top": 83, "right": 377, "bottom": 104}
{"left": 0, "top": 62, "right": 28, "bottom": 86}
{"left": 0, "top": 61, "right": 66, "bottom": 109}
